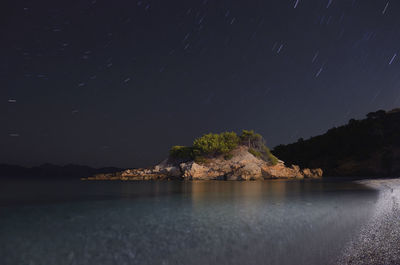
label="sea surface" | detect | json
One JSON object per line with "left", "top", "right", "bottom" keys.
{"left": 0, "top": 178, "right": 380, "bottom": 265}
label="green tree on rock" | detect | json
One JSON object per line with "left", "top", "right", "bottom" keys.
{"left": 169, "top": 129, "right": 278, "bottom": 165}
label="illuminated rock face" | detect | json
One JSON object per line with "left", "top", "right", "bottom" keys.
{"left": 178, "top": 147, "right": 322, "bottom": 180}
{"left": 87, "top": 146, "right": 323, "bottom": 181}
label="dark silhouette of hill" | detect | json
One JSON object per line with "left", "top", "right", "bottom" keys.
{"left": 272, "top": 108, "right": 400, "bottom": 177}
{"left": 0, "top": 163, "right": 123, "bottom": 179}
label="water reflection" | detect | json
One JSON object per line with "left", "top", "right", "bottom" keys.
{"left": 0, "top": 179, "right": 379, "bottom": 265}
{"left": 0, "top": 179, "right": 374, "bottom": 207}
{"left": 186, "top": 179, "right": 373, "bottom": 204}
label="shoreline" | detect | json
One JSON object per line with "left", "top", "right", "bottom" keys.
{"left": 338, "top": 178, "right": 400, "bottom": 264}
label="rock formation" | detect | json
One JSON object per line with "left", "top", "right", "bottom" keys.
{"left": 86, "top": 146, "right": 322, "bottom": 181}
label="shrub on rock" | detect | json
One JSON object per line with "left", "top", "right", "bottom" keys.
{"left": 169, "top": 146, "right": 194, "bottom": 160}
{"left": 193, "top": 131, "right": 239, "bottom": 156}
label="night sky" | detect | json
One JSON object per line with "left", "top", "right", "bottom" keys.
{"left": 1, "top": 0, "right": 400, "bottom": 168}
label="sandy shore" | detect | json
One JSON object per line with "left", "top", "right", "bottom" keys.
{"left": 338, "top": 179, "right": 400, "bottom": 265}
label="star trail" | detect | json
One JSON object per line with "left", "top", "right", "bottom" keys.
{"left": 2, "top": 0, "right": 400, "bottom": 167}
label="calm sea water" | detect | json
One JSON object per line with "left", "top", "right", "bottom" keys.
{"left": 0, "top": 179, "right": 378, "bottom": 265}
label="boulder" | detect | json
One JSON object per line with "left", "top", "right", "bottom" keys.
{"left": 160, "top": 166, "right": 181, "bottom": 177}
{"left": 302, "top": 168, "right": 323, "bottom": 178}
{"left": 228, "top": 163, "right": 262, "bottom": 180}
{"left": 261, "top": 164, "right": 303, "bottom": 179}
{"left": 181, "top": 162, "right": 209, "bottom": 180}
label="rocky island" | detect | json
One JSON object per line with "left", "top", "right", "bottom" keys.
{"left": 86, "top": 130, "right": 322, "bottom": 181}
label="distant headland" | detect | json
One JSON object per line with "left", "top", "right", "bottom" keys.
{"left": 0, "top": 164, "right": 122, "bottom": 179}
{"left": 273, "top": 108, "right": 400, "bottom": 178}
{"left": 86, "top": 130, "right": 322, "bottom": 181}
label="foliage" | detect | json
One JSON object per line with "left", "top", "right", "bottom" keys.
{"left": 224, "top": 153, "right": 234, "bottom": 160}
{"left": 366, "top": 110, "right": 386, "bottom": 120}
{"left": 169, "top": 130, "right": 278, "bottom": 165}
{"left": 240, "top": 130, "right": 278, "bottom": 165}
{"left": 272, "top": 108, "right": 400, "bottom": 176}
{"left": 240, "top": 130, "right": 265, "bottom": 149}
{"left": 194, "top": 156, "right": 208, "bottom": 164}
{"left": 249, "top": 146, "right": 279, "bottom": 165}
{"left": 248, "top": 148, "right": 262, "bottom": 158}
{"left": 263, "top": 146, "right": 279, "bottom": 165}
{"left": 220, "top": 131, "right": 241, "bottom": 152}
{"left": 169, "top": 146, "right": 194, "bottom": 160}
{"left": 193, "top": 131, "right": 239, "bottom": 156}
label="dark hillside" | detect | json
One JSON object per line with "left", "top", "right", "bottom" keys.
{"left": 273, "top": 109, "right": 400, "bottom": 177}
